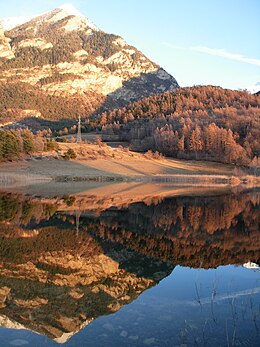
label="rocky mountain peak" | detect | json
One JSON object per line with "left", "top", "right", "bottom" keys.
{"left": 30, "top": 4, "right": 100, "bottom": 33}
{"left": 0, "top": 5, "right": 179, "bottom": 123}
{"left": 58, "top": 3, "right": 85, "bottom": 17}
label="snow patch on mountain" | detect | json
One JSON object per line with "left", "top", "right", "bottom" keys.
{"left": 246, "top": 82, "right": 260, "bottom": 94}
{"left": 58, "top": 3, "right": 84, "bottom": 17}
{"left": 0, "top": 4, "right": 99, "bottom": 32}
{"left": 0, "top": 16, "right": 35, "bottom": 31}
{"left": 51, "top": 4, "right": 100, "bottom": 31}
{"left": 55, "top": 4, "right": 99, "bottom": 31}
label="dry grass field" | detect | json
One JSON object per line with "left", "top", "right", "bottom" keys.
{"left": 0, "top": 141, "right": 257, "bottom": 198}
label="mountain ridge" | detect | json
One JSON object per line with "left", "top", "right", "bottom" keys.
{"left": 0, "top": 5, "right": 179, "bottom": 123}
{"left": 0, "top": 4, "right": 99, "bottom": 31}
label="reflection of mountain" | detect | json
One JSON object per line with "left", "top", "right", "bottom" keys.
{"left": 0, "top": 224, "right": 173, "bottom": 342}
{"left": 0, "top": 190, "right": 259, "bottom": 342}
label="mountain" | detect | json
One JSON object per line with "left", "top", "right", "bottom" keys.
{"left": 0, "top": 4, "right": 179, "bottom": 124}
{"left": 0, "top": 24, "right": 14, "bottom": 60}
{"left": 245, "top": 82, "right": 260, "bottom": 94}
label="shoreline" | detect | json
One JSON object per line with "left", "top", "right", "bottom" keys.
{"left": 0, "top": 144, "right": 259, "bottom": 198}
{"left": 0, "top": 170, "right": 259, "bottom": 202}
{"left": 0, "top": 181, "right": 258, "bottom": 212}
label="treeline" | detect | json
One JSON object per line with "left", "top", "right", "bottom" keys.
{"left": 94, "top": 86, "right": 260, "bottom": 166}
{"left": 0, "top": 128, "right": 57, "bottom": 161}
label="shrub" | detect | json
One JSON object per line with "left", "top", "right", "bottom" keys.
{"left": 145, "top": 150, "right": 164, "bottom": 160}
{"left": 62, "top": 195, "right": 76, "bottom": 206}
{"left": 46, "top": 140, "right": 59, "bottom": 151}
{"left": 63, "top": 148, "right": 77, "bottom": 160}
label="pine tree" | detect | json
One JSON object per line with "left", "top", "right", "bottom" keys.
{"left": 21, "top": 129, "right": 35, "bottom": 154}
{"left": 2, "top": 130, "right": 20, "bottom": 160}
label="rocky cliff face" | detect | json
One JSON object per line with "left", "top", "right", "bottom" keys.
{"left": 0, "top": 5, "right": 179, "bottom": 122}
{"left": 0, "top": 24, "right": 14, "bottom": 60}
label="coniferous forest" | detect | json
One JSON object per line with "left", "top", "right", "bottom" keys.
{"left": 0, "top": 86, "right": 259, "bottom": 167}
{"left": 0, "top": 128, "right": 57, "bottom": 161}
{"left": 92, "top": 86, "right": 259, "bottom": 166}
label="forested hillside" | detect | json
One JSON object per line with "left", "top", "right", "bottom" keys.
{"left": 93, "top": 86, "right": 259, "bottom": 166}
{"left": 0, "top": 81, "right": 108, "bottom": 122}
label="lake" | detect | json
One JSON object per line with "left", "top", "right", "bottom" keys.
{"left": 0, "top": 188, "right": 259, "bottom": 346}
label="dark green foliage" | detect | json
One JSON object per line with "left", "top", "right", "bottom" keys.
{"left": 2, "top": 23, "right": 121, "bottom": 71}
{"left": 0, "top": 130, "right": 20, "bottom": 160}
{"left": 0, "top": 193, "right": 57, "bottom": 225}
{"left": 0, "top": 46, "right": 74, "bottom": 70}
{"left": 0, "top": 129, "right": 51, "bottom": 161}
{"left": 62, "top": 195, "right": 76, "bottom": 206}
{"left": 0, "top": 194, "right": 20, "bottom": 222}
{"left": 1, "top": 28, "right": 85, "bottom": 71}
{"left": 38, "top": 73, "right": 81, "bottom": 86}
{"left": 46, "top": 140, "right": 59, "bottom": 151}
{"left": 106, "top": 62, "right": 120, "bottom": 72}
{"left": 55, "top": 137, "right": 67, "bottom": 143}
{"left": 63, "top": 148, "right": 76, "bottom": 160}
{"left": 80, "top": 31, "right": 120, "bottom": 59}
{"left": 4, "top": 17, "right": 83, "bottom": 68}
{"left": 1, "top": 47, "right": 48, "bottom": 69}
{"left": 80, "top": 55, "right": 98, "bottom": 65}
{"left": 21, "top": 129, "right": 35, "bottom": 154}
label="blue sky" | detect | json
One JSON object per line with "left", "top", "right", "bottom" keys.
{"left": 1, "top": 0, "right": 260, "bottom": 89}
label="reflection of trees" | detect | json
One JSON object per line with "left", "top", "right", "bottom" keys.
{"left": 0, "top": 191, "right": 259, "bottom": 269}
{"left": 85, "top": 192, "right": 260, "bottom": 268}
{"left": 0, "top": 193, "right": 57, "bottom": 226}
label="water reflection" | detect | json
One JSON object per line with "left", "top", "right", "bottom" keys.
{"left": 0, "top": 190, "right": 259, "bottom": 346}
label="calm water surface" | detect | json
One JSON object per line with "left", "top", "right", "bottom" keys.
{"left": 0, "top": 189, "right": 259, "bottom": 346}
